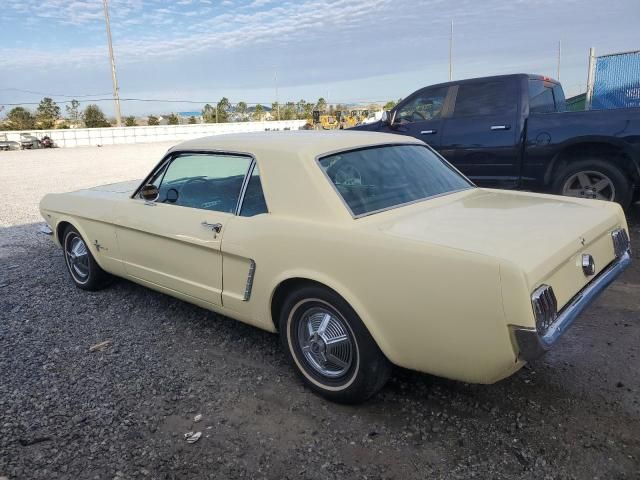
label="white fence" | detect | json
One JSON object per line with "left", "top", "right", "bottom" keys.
{"left": 0, "top": 120, "right": 307, "bottom": 149}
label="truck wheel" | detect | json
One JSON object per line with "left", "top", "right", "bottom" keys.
{"left": 278, "top": 285, "right": 391, "bottom": 404}
{"left": 552, "top": 159, "right": 633, "bottom": 208}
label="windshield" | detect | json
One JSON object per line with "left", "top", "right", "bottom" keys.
{"left": 318, "top": 144, "right": 473, "bottom": 217}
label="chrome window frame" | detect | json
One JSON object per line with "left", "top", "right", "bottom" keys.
{"left": 315, "top": 143, "right": 475, "bottom": 219}
{"left": 132, "top": 149, "right": 268, "bottom": 216}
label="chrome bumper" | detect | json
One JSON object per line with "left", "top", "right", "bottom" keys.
{"left": 513, "top": 249, "right": 632, "bottom": 362}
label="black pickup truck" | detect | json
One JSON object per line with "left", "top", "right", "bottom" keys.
{"left": 354, "top": 74, "right": 640, "bottom": 207}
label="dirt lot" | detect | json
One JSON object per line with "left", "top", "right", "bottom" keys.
{"left": 1, "top": 144, "right": 639, "bottom": 479}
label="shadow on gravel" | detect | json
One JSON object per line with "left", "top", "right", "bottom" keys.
{"left": 1, "top": 219, "right": 639, "bottom": 480}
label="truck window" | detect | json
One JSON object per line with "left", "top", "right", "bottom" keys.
{"left": 452, "top": 81, "right": 515, "bottom": 117}
{"left": 396, "top": 87, "right": 448, "bottom": 124}
{"left": 552, "top": 85, "right": 566, "bottom": 112}
{"left": 529, "top": 80, "right": 556, "bottom": 113}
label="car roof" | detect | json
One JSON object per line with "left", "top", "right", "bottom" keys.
{"left": 168, "top": 130, "right": 426, "bottom": 223}
{"left": 169, "top": 130, "right": 424, "bottom": 159}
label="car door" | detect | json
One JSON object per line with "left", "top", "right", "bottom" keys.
{"left": 384, "top": 86, "right": 452, "bottom": 149}
{"left": 439, "top": 80, "right": 521, "bottom": 188}
{"left": 116, "top": 151, "right": 253, "bottom": 306}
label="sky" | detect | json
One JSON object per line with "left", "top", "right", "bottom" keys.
{"left": 0, "top": 0, "right": 638, "bottom": 117}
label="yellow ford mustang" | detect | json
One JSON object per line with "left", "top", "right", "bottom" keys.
{"left": 40, "top": 131, "right": 632, "bottom": 403}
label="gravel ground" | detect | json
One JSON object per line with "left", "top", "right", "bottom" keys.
{"left": 1, "top": 144, "right": 639, "bottom": 479}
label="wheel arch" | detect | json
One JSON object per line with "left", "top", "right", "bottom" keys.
{"left": 544, "top": 138, "right": 640, "bottom": 187}
{"left": 268, "top": 275, "right": 396, "bottom": 364}
{"left": 54, "top": 217, "right": 108, "bottom": 270}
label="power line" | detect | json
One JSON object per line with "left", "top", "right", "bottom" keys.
{"left": 0, "top": 88, "right": 112, "bottom": 98}
{"left": 2, "top": 97, "right": 393, "bottom": 107}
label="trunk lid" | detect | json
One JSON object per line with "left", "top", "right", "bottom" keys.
{"left": 370, "top": 188, "right": 622, "bottom": 308}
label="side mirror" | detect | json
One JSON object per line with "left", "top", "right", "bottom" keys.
{"left": 382, "top": 110, "right": 397, "bottom": 126}
{"left": 140, "top": 184, "right": 159, "bottom": 201}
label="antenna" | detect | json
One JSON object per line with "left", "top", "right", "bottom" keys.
{"left": 449, "top": 20, "right": 453, "bottom": 81}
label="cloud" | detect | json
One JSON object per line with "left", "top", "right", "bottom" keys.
{"left": 0, "top": 0, "right": 635, "bottom": 112}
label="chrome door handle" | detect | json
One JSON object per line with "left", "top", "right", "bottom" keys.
{"left": 490, "top": 125, "right": 510, "bottom": 131}
{"left": 420, "top": 129, "right": 437, "bottom": 135}
{"left": 201, "top": 221, "right": 222, "bottom": 233}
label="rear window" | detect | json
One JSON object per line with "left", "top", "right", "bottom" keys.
{"left": 318, "top": 145, "right": 473, "bottom": 217}
{"left": 453, "top": 81, "right": 516, "bottom": 117}
{"left": 529, "top": 79, "right": 566, "bottom": 113}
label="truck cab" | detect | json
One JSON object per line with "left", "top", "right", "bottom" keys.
{"left": 354, "top": 74, "right": 640, "bottom": 207}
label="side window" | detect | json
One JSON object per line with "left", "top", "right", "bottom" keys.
{"left": 156, "top": 153, "right": 251, "bottom": 212}
{"left": 529, "top": 80, "right": 556, "bottom": 113}
{"left": 552, "top": 85, "right": 566, "bottom": 112}
{"left": 453, "top": 81, "right": 515, "bottom": 117}
{"left": 396, "top": 87, "right": 448, "bottom": 124}
{"left": 240, "top": 164, "right": 268, "bottom": 217}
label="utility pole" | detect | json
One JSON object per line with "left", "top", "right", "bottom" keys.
{"left": 557, "top": 40, "right": 562, "bottom": 81}
{"left": 103, "top": 0, "right": 122, "bottom": 126}
{"left": 274, "top": 70, "right": 280, "bottom": 121}
{"left": 586, "top": 47, "right": 596, "bottom": 110}
{"left": 448, "top": 20, "right": 453, "bottom": 81}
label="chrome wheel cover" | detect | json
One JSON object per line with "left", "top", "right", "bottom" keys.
{"left": 296, "top": 306, "right": 354, "bottom": 378}
{"left": 562, "top": 170, "right": 615, "bottom": 201}
{"left": 65, "top": 234, "right": 90, "bottom": 283}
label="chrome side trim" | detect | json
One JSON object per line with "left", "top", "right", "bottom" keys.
{"left": 513, "top": 249, "right": 632, "bottom": 361}
{"left": 235, "top": 160, "right": 256, "bottom": 216}
{"left": 243, "top": 259, "right": 256, "bottom": 301}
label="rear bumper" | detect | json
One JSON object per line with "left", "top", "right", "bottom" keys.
{"left": 513, "top": 249, "right": 632, "bottom": 361}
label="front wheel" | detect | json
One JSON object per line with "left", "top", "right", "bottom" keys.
{"left": 62, "top": 225, "right": 111, "bottom": 291}
{"left": 552, "top": 159, "right": 633, "bottom": 208}
{"left": 279, "top": 285, "right": 391, "bottom": 404}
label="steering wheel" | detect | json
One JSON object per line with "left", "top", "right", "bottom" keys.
{"left": 411, "top": 110, "right": 426, "bottom": 121}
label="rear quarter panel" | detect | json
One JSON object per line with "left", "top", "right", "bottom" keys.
{"left": 222, "top": 214, "right": 521, "bottom": 384}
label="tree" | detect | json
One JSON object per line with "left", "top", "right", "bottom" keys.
{"left": 383, "top": 100, "right": 397, "bottom": 111}
{"left": 6, "top": 107, "right": 35, "bottom": 130}
{"left": 303, "top": 102, "right": 314, "bottom": 119}
{"left": 202, "top": 104, "right": 216, "bottom": 123}
{"left": 253, "top": 104, "right": 264, "bottom": 121}
{"left": 83, "top": 105, "right": 110, "bottom": 128}
{"left": 188, "top": 116, "right": 197, "bottom": 124}
{"left": 296, "top": 99, "right": 307, "bottom": 119}
{"left": 236, "top": 101, "right": 248, "bottom": 121}
{"left": 283, "top": 102, "right": 296, "bottom": 120}
{"left": 35, "top": 97, "right": 61, "bottom": 129}
{"left": 167, "top": 113, "right": 179, "bottom": 125}
{"left": 271, "top": 102, "right": 280, "bottom": 120}
{"left": 217, "top": 97, "right": 231, "bottom": 123}
{"left": 66, "top": 99, "right": 81, "bottom": 127}
{"left": 125, "top": 116, "right": 137, "bottom": 126}
{"left": 315, "top": 97, "right": 327, "bottom": 112}
{"left": 147, "top": 115, "right": 159, "bottom": 126}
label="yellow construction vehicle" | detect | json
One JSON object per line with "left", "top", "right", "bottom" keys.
{"left": 312, "top": 110, "right": 340, "bottom": 130}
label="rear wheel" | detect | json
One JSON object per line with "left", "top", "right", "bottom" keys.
{"left": 279, "top": 285, "right": 391, "bottom": 404}
{"left": 552, "top": 158, "right": 633, "bottom": 208}
{"left": 62, "top": 226, "right": 111, "bottom": 291}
